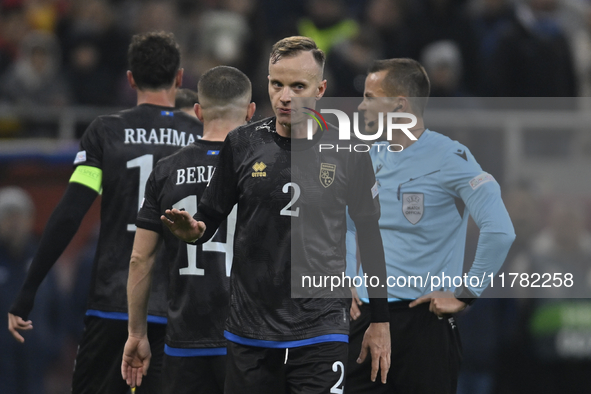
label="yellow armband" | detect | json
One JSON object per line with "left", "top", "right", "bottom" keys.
{"left": 69, "top": 165, "right": 102, "bottom": 194}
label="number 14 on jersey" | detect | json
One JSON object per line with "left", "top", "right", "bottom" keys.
{"left": 173, "top": 195, "right": 237, "bottom": 277}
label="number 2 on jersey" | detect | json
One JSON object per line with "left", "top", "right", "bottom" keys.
{"left": 280, "top": 182, "right": 301, "bottom": 217}
{"left": 174, "top": 195, "right": 236, "bottom": 276}
{"left": 331, "top": 361, "right": 345, "bottom": 394}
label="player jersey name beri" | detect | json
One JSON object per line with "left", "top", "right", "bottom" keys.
{"left": 176, "top": 165, "right": 215, "bottom": 185}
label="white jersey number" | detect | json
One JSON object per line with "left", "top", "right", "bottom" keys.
{"left": 280, "top": 182, "right": 301, "bottom": 217}
{"left": 126, "top": 154, "right": 153, "bottom": 232}
{"left": 330, "top": 361, "right": 345, "bottom": 394}
{"left": 174, "top": 194, "right": 236, "bottom": 276}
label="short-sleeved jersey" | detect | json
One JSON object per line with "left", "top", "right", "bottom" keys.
{"left": 136, "top": 139, "right": 233, "bottom": 352}
{"left": 198, "top": 117, "right": 379, "bottom": 345}
{"left": 347, "top": 129, "right": 514, "bottom": 301}
{"left": 74, "top": 104, "right": 202, "bottom": 318}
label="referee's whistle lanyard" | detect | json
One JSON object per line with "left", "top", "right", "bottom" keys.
{"left": 395, "top": 170, "right": 441, "bottom": 200}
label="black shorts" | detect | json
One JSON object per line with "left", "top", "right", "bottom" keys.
{"left": 71, "top": 315, "right": 165, "bottom": 394}
{"left": 346, "top": 302, "right": 462, "bottom": 394}
{"left": 162, "top": 353, "right": 226, "bottom": 394}
{"left": 225, "top": 340, "right": 348, "bottom": 394}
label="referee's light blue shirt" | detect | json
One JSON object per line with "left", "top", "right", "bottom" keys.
{"left": 346, "top": 129, "right": 515, "bottom": 301}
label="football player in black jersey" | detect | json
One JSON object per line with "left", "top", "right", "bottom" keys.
{"left": 8, "top": 32, "right": 202, "bottom": 394}
{"left": 162, "top": 36, "right": 391, "bottom": 394}
{"left": 121, "top": 66, "right": 255, "bottom": 394}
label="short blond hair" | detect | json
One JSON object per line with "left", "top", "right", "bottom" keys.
{"left": 270, "top": 36, "right": 325, "bottom": 70}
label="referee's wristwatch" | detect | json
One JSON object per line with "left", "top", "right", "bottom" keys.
{"left": 454, "top": 285, "right": 477, "bottom": 306}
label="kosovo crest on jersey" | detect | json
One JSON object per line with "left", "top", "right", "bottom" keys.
{"left": 402, "top": 193, "right": 424, "bottom": 224}
{"left": 319, "top": 163, "right": 336, "bottom": 188}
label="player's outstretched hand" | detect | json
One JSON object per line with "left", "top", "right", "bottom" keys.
{"left": 121, "top": 335, "right": 151, "bottom": 388}
{"left": 160, "top": 208, "right": 206, "bottom": 243}
{"left": 358, "top": 322, "right": 390, "bottom": 384}
{"left": 8, "top": 313, "right": 33, "bottom": 343}
{"left": 350, "top": 287, "right": 362, "bottom": 320}
{"left": 409, "top": 290, "right": 467, "bottom": 317}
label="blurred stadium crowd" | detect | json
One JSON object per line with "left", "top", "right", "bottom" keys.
{"left": 1, "top": 0, "right": 590, "bottom": 114}
{"left": 2, "top": 0, "right": 591, "bottom": 393}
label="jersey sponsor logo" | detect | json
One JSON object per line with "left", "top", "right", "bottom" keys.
{"left": 320, "top": 163, "right": 336, "bottom": 188}
{"left": 371, "top": 181, "right": 379, "bottom": 199}
{"left": 252, "top": 162, "right": 267, "bottom": 177}
{"left": 402, "top": 193, "right": 424, "bottom": 224}
{"left": 176, "top": 165, "right": 215, "bottom": 185}
{"left": 74, "top": 150, "right": 86, "bottom": 164}
{"left": 469, "top": 173, "right": 495, "bottom": 190}
{"left": 207, "top": 150, "right": 220, "bottom": 155}
{"left": 160, "top": 110, "right": 174, "bottom": 117}
{"left": 124, "top": 128, "right": 196, "bottom": 146}
{"left": 454, "top": 149, "right": 468, "bottom": 161}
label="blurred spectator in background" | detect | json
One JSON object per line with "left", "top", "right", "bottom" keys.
{"left": 522, "top": 199, "right": 591, "bottom": 393}
{"left": 257, "top": 0, "right": 304, "bottom": 39}
{"left": 326, "top": 30, "right": 381, "bottom": 97}
{"left": 421, "top": 40, "right": 469, "bottom": 97}
{"left": 362, "top": 0, "right": 413, "bottom": 60}
{"left": 197, "top": 3, "right": 251, "bottom": 68}
{"left": 0, "top": 4, "right": 29, "bottom": 76}
{"left": 482, "top": 0, "right": 577, "bottom": 96}
{"left": 186, "top": 0, "right": 268, "bottom": 116}
{"left": 0, "top": 30, "right": 70, "bottom": 106}
{"left": 56, "top": 0, "right": 130, "bottom": 107}
{"left": 175, "top": 88, "right": 200, "bottom": 118}
{"left": 0, "top": 186, "right": 64, "bottom": 394}
{"left": 190, "top": 0, "right": 263, "bottom": 80}
{"left": 133, "top": 0, "right": 176, "bottom": 34}
{"left": 408, "top": 0, "right": 480, "bottom": 95}
{"left": 530, "top": 200, "right": 591, "bottom": 297}
{"left": 24, "top": 0, "right": 67, "bottom": 33}
{"left": 297, "top": 0, "right": 358, "bottom": 54}
{"left": 469, "top": 0, "right": 515, "bottom": 95}
{"left": 66, "top": 35, "right": 115, "bottom": 106}
{"left": 567, "top": 3, "right": 591, "bottom": 97}
{"left": 459, "top": 184, "right": 544, "bottom": 394}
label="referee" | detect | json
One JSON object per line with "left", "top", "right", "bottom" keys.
{"left": 345, "top": 58, "right": 515, "bottom": 394}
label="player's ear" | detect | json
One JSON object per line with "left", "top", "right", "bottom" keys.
{"left": 175, "top": 69, "right": 184, "bottom": 88}
{"left": 397, "top": 97, "right": 410, "bottom": 113}
{"left": 316, "top": 79, "right": 327, "bottom": 100}
{"left": 246, "top": 102, "right": 256, "bottom": 121}
{"left": 127, "top": 71, "right": 137, "bottom": 90}
{"left": 194, "top": 103, "right": 204, "bottom": 122}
